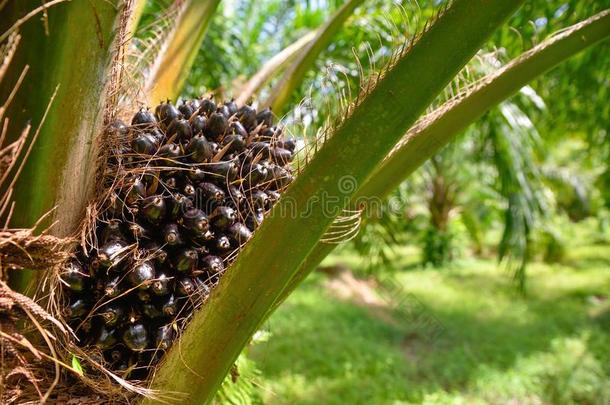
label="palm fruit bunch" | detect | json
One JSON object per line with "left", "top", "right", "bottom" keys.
{"left": 59, "top": 97, "right": 295, "bottom": 378}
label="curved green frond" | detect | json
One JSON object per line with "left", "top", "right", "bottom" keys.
{"left": 263, "top": 0, "right": 365, "bottom": 114}
{"left": 145, "top": 1, "right": 524, "bottom": 402}
{"left": 145, "top": 0, "right": 221, "bottom": 104}
{"left": 235, "top": 30, "right": 316, "bottom": 105}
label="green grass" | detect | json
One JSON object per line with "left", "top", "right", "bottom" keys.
{"left": 248, "top": 240, "right": 610, "bottom": 404}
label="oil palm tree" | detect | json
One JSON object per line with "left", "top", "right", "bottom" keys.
{"left": 0, "top": 0, "right": 608, "bottom": 403}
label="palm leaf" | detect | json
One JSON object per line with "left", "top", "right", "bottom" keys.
{"left": 144, "top": 0, "right": 221, "bottom": 104}
{"left": 235, "top": 30, "right": 316, "bottom": 105}
{"left": 263, "top": 0, "right": 366, "bottom": 114}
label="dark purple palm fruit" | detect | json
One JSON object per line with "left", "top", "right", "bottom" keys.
{"left": 176, "top": 277, "right": 197, "bottom": 296}
{"left": 209, "top": 141, "right": 220, "bottom": 156}
{"left": 198, "top": 95, "right": 216, "bottom": 116}
{"left": 160, "top": 294, "right": 179, "bottom": 317}
{"left": 201, "top": 255, "right": 224, "bottom": 274}
{"left": 142, "top": 303, "right": 164, "bottom": 320}
{"left": 155, "top": 324, "right": 175, "bottom": 350}
{"left": 229, "top": 120, "right": 248, "bottom": 137}
{"left": 173, "top": 248, "right": 198, "bottom": 273}
{"left": 95, "top": 326, "right": 118, "bottom": 350}
{"left": 108, "top": 118, "right": 130, "bottom": 138}
{"left": 227, "top": 222, "right": 252, "bottom": 245}
{"left": 123, "top": 323, "right": 149, "bottom": 351}
{"left": 151, "top": 273, "right": 172, "bottom": 297}
{"left": 166, "top": 193, "right": 193, "bottom": 220}
{"left": 166, "top": 118, "right": 193, "bottom": 143}
{"left": 251, "top": 189, "right": 269, "bottom": 210}
{"left": 204, "top": 109, "right": 228, "bottom": 141}
{"left": 277, "top": 137, "right": 297, "bottom": 153}
{"left": 217, "top": 103, "right": 231, "bottom": 119}
{"left": 99, "top": 303, "right": 125, "bottom": 327}
{"left": 182, "top": 208, "right": 209, "bottom": 236}
{"left": 227, "top": 185, "right": 246, "bottom": 208}
{"left": 186, "top": 136, "right": 214, "bottom": 163}
{"left": 66, "top": 298, "right": 89, "bottom": 320}
{"left": 128, "top": 222, "right": 154, "bottom": 241}
{"left": 167, "top": 193, "right": 193, "bottom": 221}
{"left": 224, "top": 99, "right": 238, "bottom": 116}
{"left": 149, "top": 127, "right": 166, "bottom": 144}
{"left": 198, "top": 182, "right": 225, "bottom": 210}
{"left": 256, "top": 107, "right": 273, "bottom": 127}
{"left": 209, "top": 206, "right": 236, "bottom": 230}
{"left": 268, "top": 165, "right": 293, "bottom": 190}
{"left": 267, "top": 190, "right": 281, "bottom": 205}
{"left": 128, "top": 261, "right": 155, "bottom": 290}
{"left": 131, "top": 107, "right": 156, "bottom": 128}
{"left": 183, "top": 182, "right": 196, "bottom": 199}
{"left": 143, "top": 240, "right": 169, "bottom": 265}
{"left": 189, "top": 114, "right": 207, "bottom": 135}
{"left": 131, "top": 133, "right": 159, "bottom": 155}
{"left": 158, "top": 142, "right": 182, "bottom": 165}
{"left": 124, "top": 177, "right": 146, "bottom": 207}
{"left": 162, "top": 223, "right": 183, "bottom": 246}
{"left": 246, "top": 208, "right": 265, "bottom": 230}
{"left": 99, "top": 274, "right": 124, "bottom": 298}
{"left": 245, "top": 163, "right": 268, "bottom": 187}
{"left": 140, "top": 195, "right": 166, "bottom": 225}
{"left": 207, "top": 160, "right": 239, "bottom": 183}
{"left": 212, "top": 235, "right": 231, "bottom": 254}
{"left": 270, "top": 147, "right": 293, "bottom": 165}
{"left": 248, "top": 141, "right": 271, "bottom": 161}
{"left": 222, "top": 134, "right": 246, "bottom": 154}
{"left": 188, "top": 98, "right": 201, "bottom": 113}
{"left": 186, "top": 168, "right": 206, "bottom": 183}
{"left": 237, "top": 104, "right": 257, "bottom": 130}
{"left": 96, "top": 239, "right": 128, "bottom": 269}
{"left": 156, "top": 100, "right": 182, "bottom": 129}
{"left": 178, "top": 100, "right": 195, "bottom": 119}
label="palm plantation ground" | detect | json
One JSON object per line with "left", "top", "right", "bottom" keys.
{"left": 251, "top": 220, "right": 609, "bottom": 404}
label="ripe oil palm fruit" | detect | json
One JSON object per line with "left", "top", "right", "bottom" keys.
{"left": 60, "top": 97, "right": 294, "bottom": 378}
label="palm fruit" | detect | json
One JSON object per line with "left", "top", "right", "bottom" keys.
{"left": 99, "top": 304, "right": 124, "bottom": 327}
{"left": 178, "top": 100, "right": 195, "bottom": 118}
{"left": 132, "top": 133, "right": 159, "bottom": 155}
{"left": 155, "top": 324, "right": 175, "bottom": 350}
{"left": 123, "top": 323, "right": 149, "bottom": 351}
{"left": 128, "top": 261, "right": 155, "bottom": 289}
{"left": 61, "top": 97, "right": 295, "bottom": 378}
{"left": 131, "top": 107, "right": 156, "bottom": 128}
{"left": 167, "top": 118, "right": 193, "bottom": 142}
{"left": 156, "top": 101, "right": 182, "bottom": 128}
{"left": 190, "top": 115, "right": 207, "bottom": 134}
{"left": 186, "top": 136, "right": 214, "bottom": 162}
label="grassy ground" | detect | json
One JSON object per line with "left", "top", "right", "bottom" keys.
{"left": 249, "top": 239, "right": 610, "bottom": 404}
